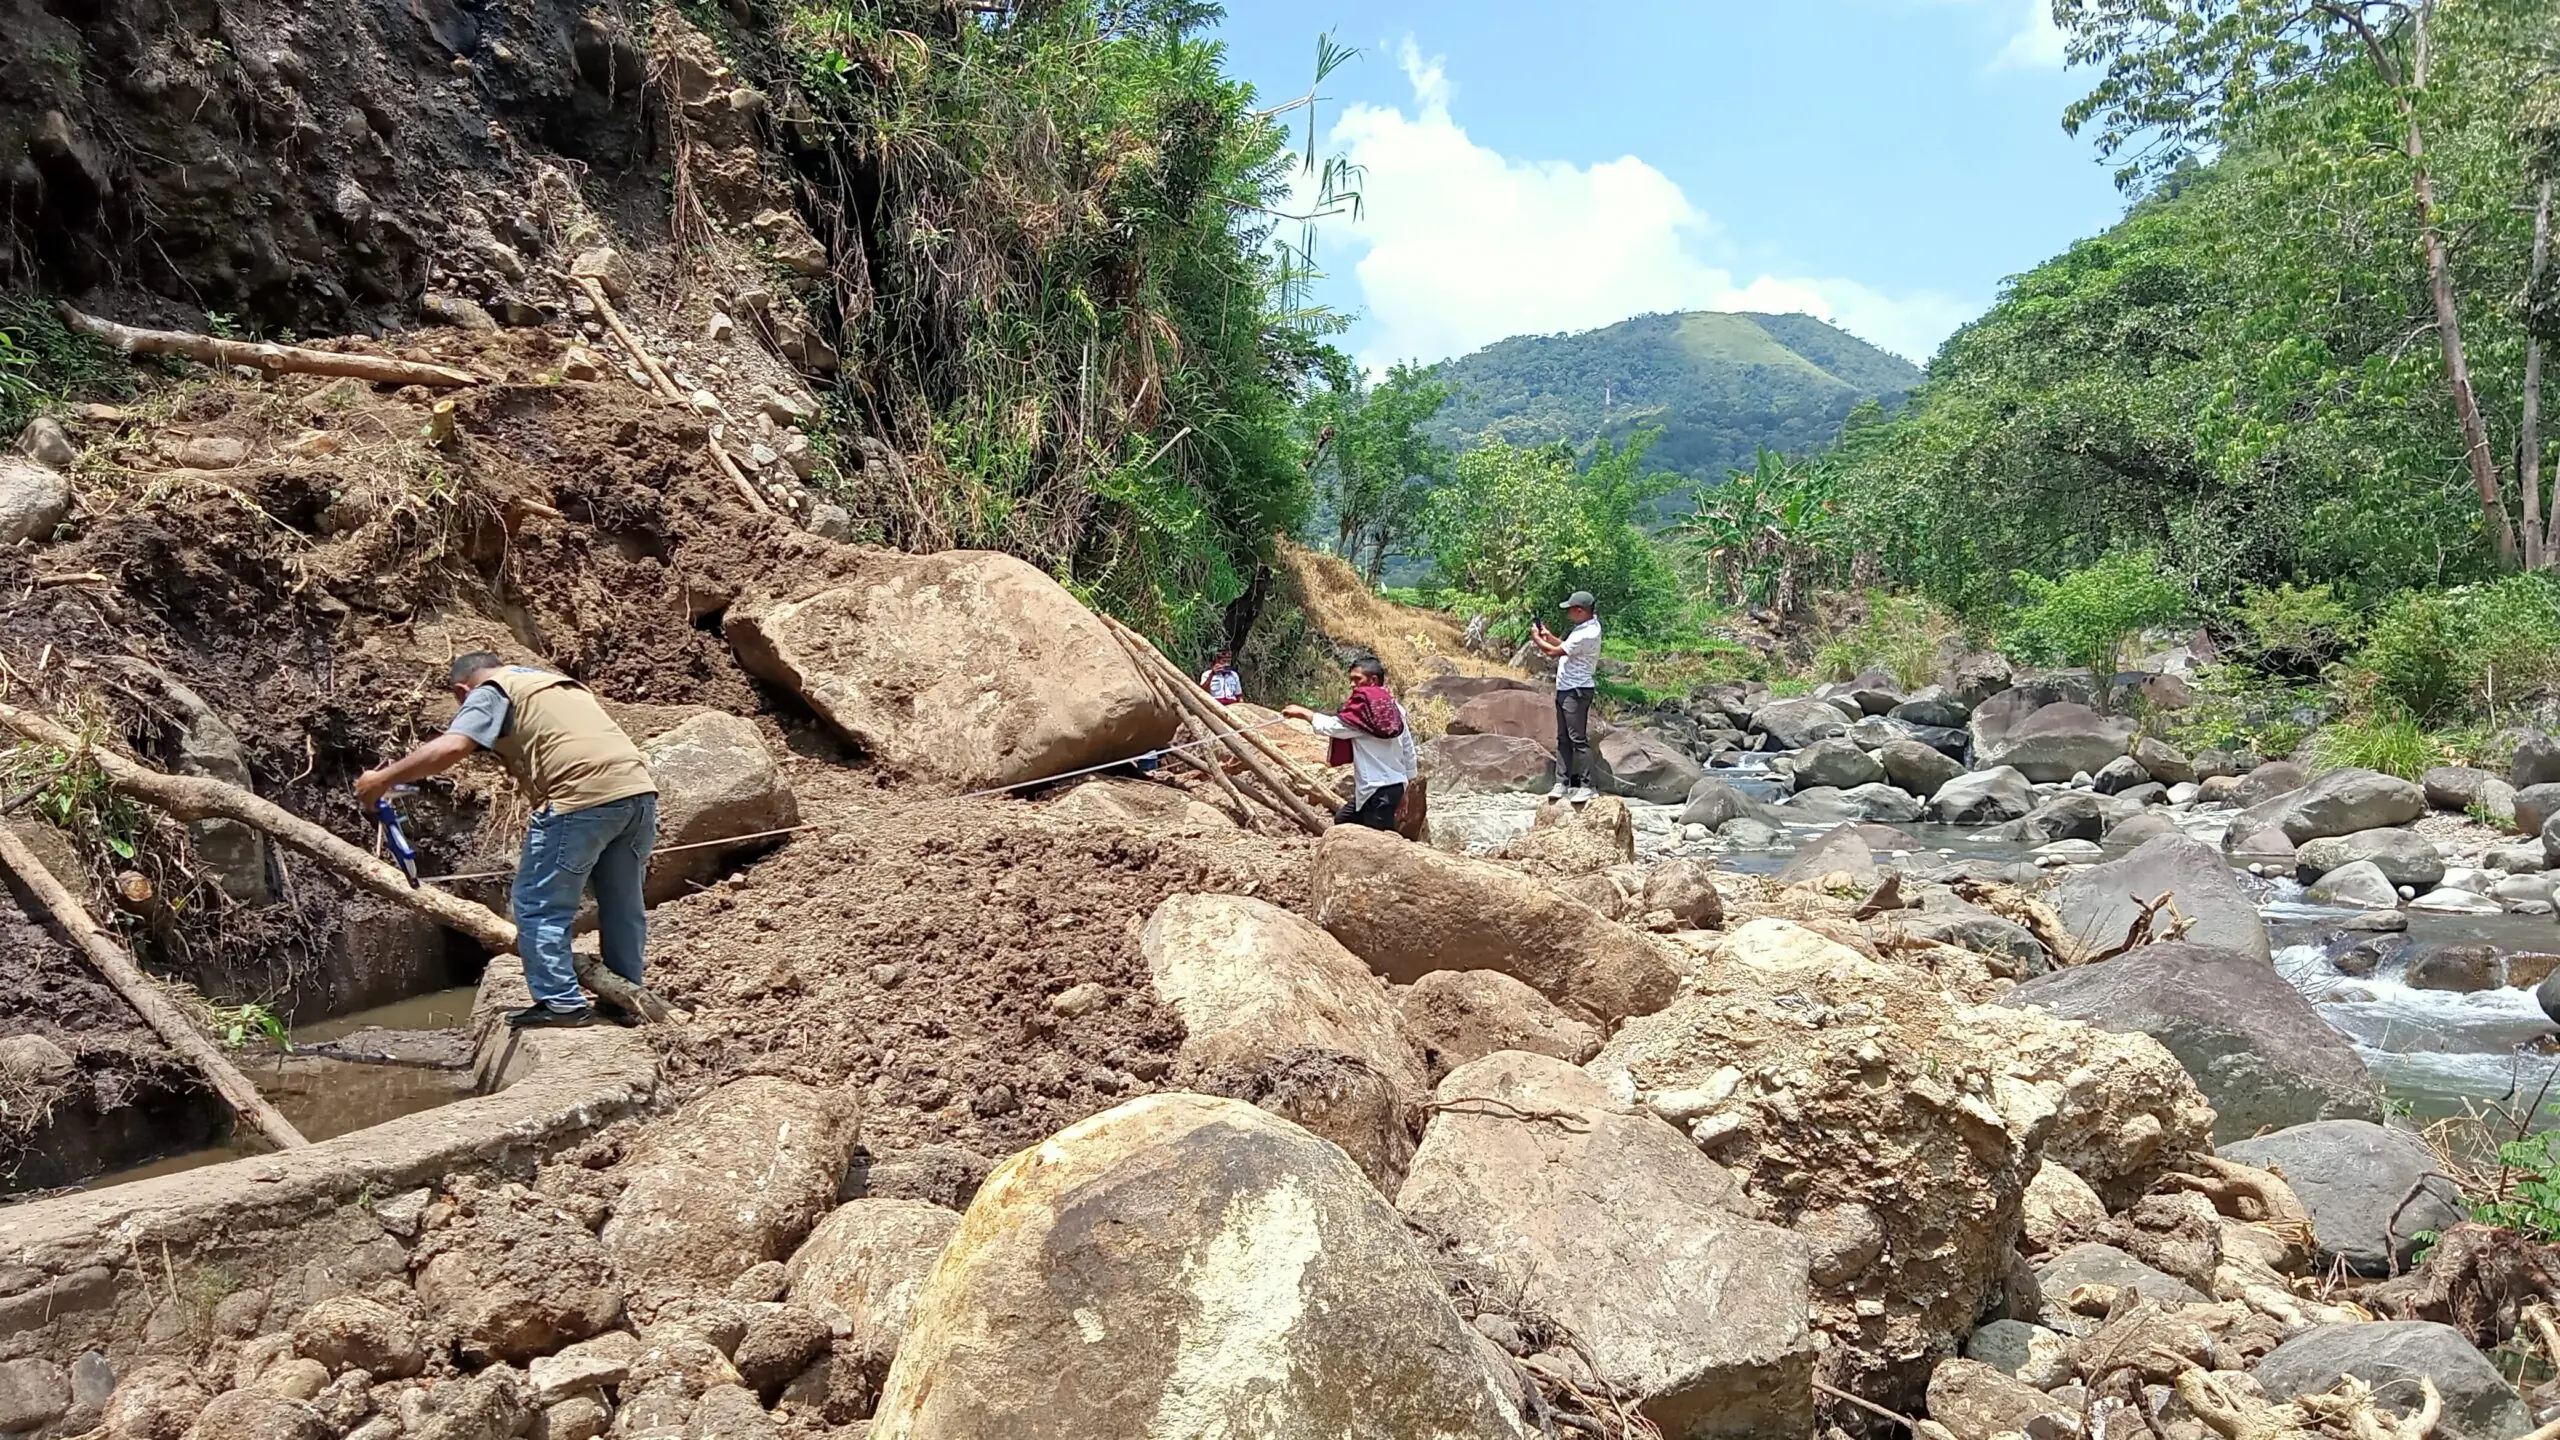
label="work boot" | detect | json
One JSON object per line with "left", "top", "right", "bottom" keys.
{"left": 507, "top": 1003, "right": 595, "bottom": 1029}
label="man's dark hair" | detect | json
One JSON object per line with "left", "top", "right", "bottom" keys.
{"left": 449, "top": 651, "right": 504, "bottom": 685}
{"left": 1349, "top": 653, "right": 1385, "bottom": 683}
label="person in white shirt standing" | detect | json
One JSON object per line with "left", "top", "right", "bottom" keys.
{"left": 1531, "top": 590, "right": 1602, "bottom": 804}
{"left": 1283, "top": 654, "right": 1419, "bottom": 832}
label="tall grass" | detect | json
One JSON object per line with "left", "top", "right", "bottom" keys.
{"left": 2305, "top": 712, "right": 2437, "bottom": 780}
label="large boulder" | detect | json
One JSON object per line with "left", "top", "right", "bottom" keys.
{"left": 1680, "top": 776, "right": 1768, "bottom": 830}
{"left": 1448, "top": 688, "right": 1577, "bottom": 745}
{"left": 1888, "top": 687, "right": 1971, "bottom": 730}
{"left": 2425, "top": 765, "right": 2503, "bottom": 813}
{"left": 1399, "top": 1051, "right": 1814, "bottom": 1439}
{"left": 1425, "top": 734, "right": 1554, "bottom": 794}
{"left": 2230, "top": 760, "right": 2307, "bottom": 808}
{"left": 1308, "top": 824, "right": 1676, "bottom": 1025}
{"left": 2294, "top": 828, "right": 2446, "bottom": 890}
{"left": 1414, "top": 674, "right": 1534, "bottom": 707}
{"left": 787, "top": 1199, "right": 961, "bottom": 1380}
{"left": 871, "top": 1094, "right": 1533, "bottom": 1439}
{"left": 1141, "top": 894, "right": 1427, "bottom": 1189}
{"left": 2132, "top": 737, "right": 2195, "bottom": 785}
{"left": 0, "top": 457, "right": 71, "bottom": 545}
{"left": 2305, "top": 860, "right": 2399, "bottom": 910}
{"left": 2238, "top": 767, "right": 2427, "bottom": 843}
{"left": 2001, "top": 941, "right": 2381, "bottom": 1143}
{"left": 2513, "top": 734, "right": 2560, "bottom": 791}
{"left": 1750, "top": 697, "right": 1851, "bottom": 750}
{"left": 1878, "top": 739, "right": 1965, "bottom": 798}
{"left": 601, "top": 1077, "right": 862, "bottom": 1300}
{"left": 1592, "top": 728, "right": 1703, "bottom": 803}
{"left": 726, "top": 552, "right": 1176, "bottom": 792}
{"left": 1396, "top": 970, "right": 1601, "bottom": 1083}
{"left": 414, "top": 1207, "right": 624, "bottom": 1364}
{"left": 1977, "top": 703, "right": 2135, "bottom": 783}
{"left": 1587, "top": 919, "right": 2208, "bottom": 1402}
{"left": 1774, "top": 826, "right": 1878, "bottom": 888}
{"left": 2220, "top": 1121, "right": 2464, "bottom": 1276}
{"left": 638, "top": 711, "right": 799, "bottom": 904}
{"left": 1791, "top": 738, "right": 1884, "bottom": 791}
{"left": 2051, "top": 835, "right": 2269, "bottom": 962}
{"left": 2254, "top": 1323, "right": 2531, "bottom": 1440}
{"left": 1930, "top": 767, "right": 2034, "bottom": 824}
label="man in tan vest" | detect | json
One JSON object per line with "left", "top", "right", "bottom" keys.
{"left": 357, "top": 651, "right": 659, "bottom": 1028}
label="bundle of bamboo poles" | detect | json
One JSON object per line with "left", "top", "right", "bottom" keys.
{"left": 1100, "top": 617, "right": 1340, "bottom": 837}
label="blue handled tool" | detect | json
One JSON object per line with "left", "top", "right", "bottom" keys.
{"left": 373, "top": 796, "right": 421, "bottom": 888}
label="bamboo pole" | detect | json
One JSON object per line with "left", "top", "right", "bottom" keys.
{"left": 0, "top": 824, "right": 309, "bottom": 1151}
{"left": 1108, "top": 631, "right": 1269, "bottom": 832}
{"left": 0, "top": 703, "right": 670, "bottom": 1022}
{"left": 1098, "top": 617, "right": 1340, "bottom": 808}
{"left": 566, "top": 276, "right": 774, "bottom": 517}
{"left": 1096, "top": 624, "right": 1327, "bottom": 835}
{"left": 60, "top": 306, "right": 481, "bottom": 389}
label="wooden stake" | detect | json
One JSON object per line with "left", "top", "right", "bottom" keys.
{"left": 0, "top": 703, "right": 670, "bottom": 1022}
{"left": 1098, "top": 617, "right": 1340, "bottom": 808}
{"left": 1108, "top": 632, "right": 1267, "bottom": 832}
{"left": 60, "top": 306, "right": 481, "bottom": 389}
{"left": 566, "top": 275, "right": 774, "bottom": 518}
{"left": 0, "top": 823, "right": 309, "bottom": 1151}
{"left": 1096, "top": 624, "right": 1327, "bottom": 835}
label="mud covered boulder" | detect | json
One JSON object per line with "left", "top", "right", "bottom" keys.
{"left": 787, "top": 1199, "right": 960, "bottom": 1381}
{"left": 1398, "top": 1051, "right": 1815, "bottom": 1439}
{"left": 1308, "top": 823, "right": 1676, "bottom": 1025}
{"left": 1494, "top": 796, "right": 1635, "bottom": 876}
{"left": 602, "top": 1077, "right": 862, "bottom": 1302}
{"left": 1042, "top": 776, "right": 1231, "bottom": 832}
{"left": 187, "top": 1390, "right": 327, "bottom": 1440}
{"left": 1924, "top": 1359, "right": 2072, "bottom": 1440}
{"left": 2221, "top": 1121, "right": 2463, "bottom": 1275}
{"left": 1586, "top": 919, "right": 2204, "bottom": 1403}
{"left": 290, "top": 1295, "right": 425, "bottom": 1378}
{"left": 1396, "top": 970, "right": 1601, "bottom": 1082}
{"left": 2239, "top": 767, "right": 2426, "bottom": 843}
{"left": 1142, "top": 893, "right": 1427, "bottom": 1189}
{"left": 871, "top": 1093, "right": 1532, "bottom": 1439}
{"left": 1750, "top": 697, "right": 1851, "bottom": 750}
{"left": 1978, "top": 703, "right": 2135, "bottom": 783}
{"left": 1640, "top": 856, "right": 1724, "bottom": 930}
{"left": 98, "top": 1363, "right": 206, "bottom": 1440}
{"left": 637, "top": 710, "right": 799, "bottom": 903}
{"left": 1931, "top": 767, "right": 2034, "bottom": 824}
{"left": 2002, "top": 941, "right": 2381, "bottom": 1142}
{"left": 1425, "top": 733, "right": 1554, "bottom": 794}
{"left": 726, "top": 552, "right": 1175, "bottom": 792}
{"left": 2255, "top": 1322, "right": 2531, "bottom": 1440}
{"left": 1593, "top": 727, "right": 1703, "bottom": 803}
{"left": 2052, "top": 834, "right": 2269, "bottom": 962}
{"left": 414, "top": 1204, "right": 624, "bottom": 1364}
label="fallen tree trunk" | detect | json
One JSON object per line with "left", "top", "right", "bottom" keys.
{"left": 0, "top": 823, "right": 309, "bottom": 1151}
{"left": 60, "top": 306, "right": 481, "bottom": 389}
{"left": 0, "top": 702, "right": 670, "bottom": 1022}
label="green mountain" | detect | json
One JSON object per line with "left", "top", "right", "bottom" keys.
{"left": 1427, "top": 310, "right": 1924, "bottom": 485}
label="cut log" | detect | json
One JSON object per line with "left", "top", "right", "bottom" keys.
{"left": 0, "top": 702, "right": 670, "bottom": 1021}
{"left": 0, "top": 823, "right": 309, "bottom": 1151}
{"left": 59, "top": 305, "right": 481, "bottom": 388}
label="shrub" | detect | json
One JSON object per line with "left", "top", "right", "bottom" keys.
{"left": 2305, "top": 711, "right": 2436, "bottom": 780}
{"left": 2223, "top": 582, "right": 2360, "bottom": 677}
{"left": 1807, "top": 591, "right": 1958, "bottom": 690}
{"left": 2471, "top": 1132, "right": 2560, "bottom": 1244}
{"left": 2002, "top": 551, "right": 2189, "bottom": 710}
{"left": 2357, "top": 575, "right": 2560, "bottom": 721}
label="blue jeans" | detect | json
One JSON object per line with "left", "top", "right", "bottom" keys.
{"left": 512, "top": 794, "right": 657, "bottom": 1010}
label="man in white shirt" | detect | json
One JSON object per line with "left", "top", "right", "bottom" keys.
{"left": 1282, "top": 656, "right": 1419, "bottom": 832}
{"left": 1530, "top": 590, "right": 1603, "bottom": 804}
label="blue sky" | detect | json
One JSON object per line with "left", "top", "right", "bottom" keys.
{"left": 1211, "top": 1, "right": 2130, "bottom": 369}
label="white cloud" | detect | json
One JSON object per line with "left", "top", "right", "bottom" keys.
{"left": 1317, "top": 42, "right": 1973, "bottom": 370}
{"left": 1990, "top": 0, "right": 2067, "bottom": 70}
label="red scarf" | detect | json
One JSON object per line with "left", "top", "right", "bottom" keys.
{"left": 1328, "top": 684, "right": 1406, "bottom": 766}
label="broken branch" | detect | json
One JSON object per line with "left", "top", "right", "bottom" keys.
{"left": 60, "top": 305, "right": 481, "bottom": 389}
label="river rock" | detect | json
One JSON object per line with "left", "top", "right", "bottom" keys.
{"left": 2513, "top": 734, "right": 2560, "bottom": 790}
{"left": 870, "top": 1094, "right": 1533, "bottom": 1439}
{"left": 2407, "top": 942, "right": 2500, "bottom": 993}
{"left": 0, "top": 457, "right": 72, "bottom": 545}
{"left": 2518, "top": 784, "right": 2560, "bottom": 837}
{"left": 1924, "top": 1358, "right": 2072, "bottom": 1440}
{"left": 1308, "top": 823, "right": 1676, "bottom": 1025}
{"left": 602, "top": 1078, "right": 862, "bottom": 1300}
{"left": 726, "top": 552, "right": 1176, "bottom": 793}
{"left": 1396, "top": 970, "right": 1601, "bottom": 1082}
{"left": 1879, "top": 738, "right": 1965, "bottom": 798}
{"left": 2425, "top": 765, "right": 2502, "bottom": 812}
{"left": 1950, "top": 653, "right": 2015, "bottom": 708}
{"left": 2254, "top": 1322, "right": 2531, "bottom": 1440}
{"left": 2105, "top": 811, "right": 2180, "bottom": 847}
{"left": 2306, "top": 860, "right": 2399, "bottom": 910}
{"left": 2132, "top": 737, "right": 2194, "bottom": 785}
{"left": 1750, "top": 697, "right": 1852, "bottom": 750}
{"left": 1142, "top": 893, "right": 1426, "bottom": 1189}
{"left": 1680, "top": 776, "right": 1767, "bottom": 830}
{"left": 1640, "top": 857, "right": 1725, "bottom": 930}
{"left": 1889, "top": 687, "right": 1971, "bottom": 729}
{"left": 1774, "top": 825, "right": 1878, "bottom": 888}
{"left": 1931, "top": 766, "right": 2034, "bottom": 824}
{"left": 2410, "top": 888, "right": 2503, "bottom": 915}
{"left": 2225, "top": 818, "right": 2298, "bottom": 866}
{"left": 1962, "top": 1321, "right": 2075, "bottom": 1390}
{"left": 1425, "top": 734, "right": 1554, "bottom": 794}
{"left": 2294, "top": 828, "right": 2445, "bottom": 889}
{"left": 1398, "top": 1051, "right": 1814, "bottom": 1439}
{"left": 1964, "top": 687, "right": 2047, "bottom": 759}
{"left": 636, "top": 710, "right": 799, "bottom": 904}
{"left": 787, "top": 1200, "right": 959, "bottom": 1380}
{"left": 2091, "top": 755, "right": 2150, "bottom": 795}
{"left": 2052, "top": 835, "right": 2269, "bottom": 961}
{"left": 1791, "top": 738, "right": 1883, "bottom": 791}
{"left": 2002, "top": 941, "right": 2381, "bottom": 1142}
{"left": 2220, "top": 1121, "right": 2463, "bottom": 1274}
{"left": 415, "top": 1207, "right": 624, "bottom": 1365}
{"left": 1978, "top": 703, "right": 2136, "bottom": 783}
{"left": 2239, "top": 767, "right": 2426, "bottom": 843}
{"left": 2036, "top": 1242, "right": 2205, "bottom": 1317}
{"left": 1594, "top": 728, "right": 1703, "bottom": 803}
{"left": 1997, "top": 792, "right": 2106, "bottom": 845}
{"left": 2230, "top": 760, "right": 2307, "bottom": 808}
{"left": 1837, "top": 782, "right": 1925, "bottom": 823}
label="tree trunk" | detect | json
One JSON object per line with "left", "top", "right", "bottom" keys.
{"left": 2400, "top": 9, "right": 2518, "bottom": 565}
{"left": 2526, "top": 177, "right": 2554, "bottom": 569}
